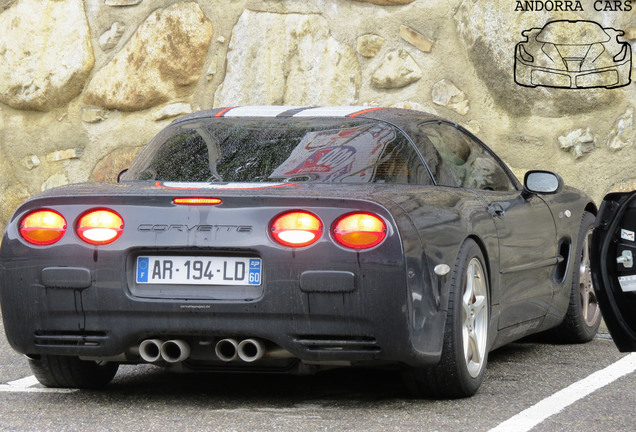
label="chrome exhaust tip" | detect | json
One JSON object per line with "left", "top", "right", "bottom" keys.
{"left": 215, "top": 338, "right": 239, "bottom": 362}
{"left": 237, "top": 338, "right": 265, "bottom": 363}
{"left": 139, "top": 339, "right": 163, "bottom": 363}
{"left": 160, "top": 339, "right": 190, "bottom": 363}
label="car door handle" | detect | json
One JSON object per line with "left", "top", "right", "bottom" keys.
{"left": 488, "top": 203, "right": 505, "bottom": 217}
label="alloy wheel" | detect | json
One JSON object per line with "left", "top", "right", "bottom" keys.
{"left": 579, "top": 228, "right": 600, "bottom": 327}
{"left": 462, "top": 257, "right": 488, "bottom": 378}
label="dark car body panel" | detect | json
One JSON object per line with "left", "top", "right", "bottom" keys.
{"left": 592, "top": 191, "right": 636, "bottom": 351}
{"left": 0, "top": 107, "right": 596, "bottom": 374}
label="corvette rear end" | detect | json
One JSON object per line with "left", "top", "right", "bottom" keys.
{"left": 0, "top": 183, "right": 431, "bottom": 373}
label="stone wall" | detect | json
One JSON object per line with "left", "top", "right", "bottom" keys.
{"left": 0, "top": 0, "right": 635, "bottom": 227}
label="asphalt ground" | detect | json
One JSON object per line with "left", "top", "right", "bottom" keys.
{"left": 1, "top": 312, "right": 635, "bottom": 432}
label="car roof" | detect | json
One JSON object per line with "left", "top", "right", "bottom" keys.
{"left": 172, "top": 106, "right": 444, "bottom": 129}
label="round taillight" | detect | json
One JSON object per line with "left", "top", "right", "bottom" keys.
{"left": 19, "top": 210, "right": 67, "bottom": 245}
{"left": 332, "top": 212, "right": 387, "bottom": 249}
{"left": 76, "top": 209, "right": 124, "bottom": 245}
{"left": 270, "top": 211, "right": 323, "bottom": 248}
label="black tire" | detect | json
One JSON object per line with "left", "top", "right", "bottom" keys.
{"left": 28, "top": 354, "right": 118, "bottom": 389}
{"left": 546, "top": 211, "right": 601, "bottom": 343}
{"left": 405, "top": 239, "right": 490, "bottom": 398}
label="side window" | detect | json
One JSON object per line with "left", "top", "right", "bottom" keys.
{"left": 369, "top": 134, "right": 432, "bottom": 185}
{"left": 416, "top": 123, "right": 516, "bottom": 191}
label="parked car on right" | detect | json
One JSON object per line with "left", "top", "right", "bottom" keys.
{"left": 592, "top": 190, "right": 636, "bottom": 350}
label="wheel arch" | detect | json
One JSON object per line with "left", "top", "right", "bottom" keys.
{"left": 584, "top": 202, "right": 598, "bottom": 216}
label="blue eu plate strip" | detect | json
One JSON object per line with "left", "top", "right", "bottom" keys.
{"left": 136, "top": 257, "right": 149, "bottom": 283}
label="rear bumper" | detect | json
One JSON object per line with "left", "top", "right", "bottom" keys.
{"left": 0, "top": 247, "right": 441, "bottom": 368}
{"left": 0, "top": 191, "right": 448, "bottom": 369}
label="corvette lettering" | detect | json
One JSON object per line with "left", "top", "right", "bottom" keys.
{"left": 138, "top": 224, "right": 252, "bottom": 233}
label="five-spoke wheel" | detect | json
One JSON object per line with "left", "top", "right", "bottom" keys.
{"left": 463, "top": 257, "right": 488, "bottom": 379}
{"left": 578, "top": 227, "right": 600, "bottom": 328}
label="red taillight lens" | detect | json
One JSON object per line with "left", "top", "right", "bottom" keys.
{"left": 76, "top": 209, "right": 124, "bottom": 245}
{"left": 173, "top": 197, "right": 222, "bottom": 205}
{"left": 332, "top": 212, "right": 387, "bottom": 249}
{"left": 270, "top": 211, "right": 322, "bottom": 248}
{"left": 19, "top": 210, "right": 67, "bottom": 245}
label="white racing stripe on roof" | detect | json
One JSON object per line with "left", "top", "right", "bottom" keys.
{"left": 292, "top": 106, "right": 373, "bottom": 117}
{"left": 160, "top": 182, "right": 291, "bottom": 190}
{"left": 223, "top": 106, "right": 302, "bottom": 117}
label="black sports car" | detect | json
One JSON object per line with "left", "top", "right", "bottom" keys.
{"left": 515, "top": 20, "right": 632, "bottom": 89}
{"left": 0, "top": 106, "right": 600, "bottom": 398}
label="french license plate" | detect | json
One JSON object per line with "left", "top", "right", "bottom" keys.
{"left": 136, "top": 256, "right": 262, "bottom": 286}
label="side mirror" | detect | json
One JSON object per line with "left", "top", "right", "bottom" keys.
{"left": 117, "top": 169, "right": 128, "bottom": 183}
{"left": 523, "top": 170, "right": 563, "bottom": 198}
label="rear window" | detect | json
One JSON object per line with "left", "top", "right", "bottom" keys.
{"left": 125, "top": 117, "right": 433, "bottom": 185}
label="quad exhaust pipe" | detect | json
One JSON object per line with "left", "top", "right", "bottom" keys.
{"left": 139, "top": 337, "right": 291, "bottom": 364}
{"left": 215, "top": 338, "right": 292, "bottom": 363}
{"left": 139, "top": 339, "right": 190, "bottom": 363}
{"left": 214, "top": 338, "right": 265, "bottom": 362}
